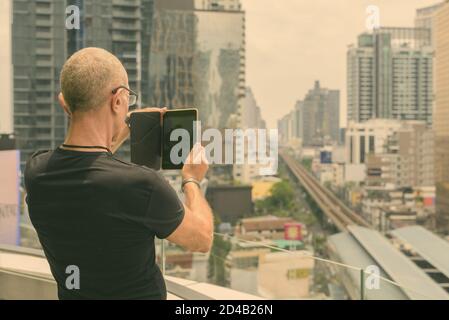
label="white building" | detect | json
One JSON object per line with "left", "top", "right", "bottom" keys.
{"left": 366, "top": 121, "right": 434, "bottom": 188}
{"left": 233, "top": 87, "right": 269, "bottom": 184}
{"left": 346, "top": 119, "right": 434, "bottom": 188}
{"left": 0, "top": 0, "right": 13, "bottom": 134}
{"left": 346, "top": 119, "right": 403, "bottom": 166}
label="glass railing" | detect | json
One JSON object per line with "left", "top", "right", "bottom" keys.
{"left": 156, "top": 232, "right": 446, "bottom": 300}
{"left": 3, "top": 205, "right": 446, "bottom": 300}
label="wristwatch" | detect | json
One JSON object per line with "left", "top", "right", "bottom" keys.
{"left": 181, "top": 178, "right": 201, "bottom": 193}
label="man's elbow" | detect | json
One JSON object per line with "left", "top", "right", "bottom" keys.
{"left": 200, "top": 233, "right": 214, "bottom": 253}
{"left": 192, "top": 231, "right": 213, "bottom": 253}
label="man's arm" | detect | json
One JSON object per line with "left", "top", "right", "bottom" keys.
{"left": 166, "top": 145, "right": 214, "bottom": 253}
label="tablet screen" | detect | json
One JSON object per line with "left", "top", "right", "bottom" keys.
{"left": 162, "top": 109, "right": 198, "bottom": 170}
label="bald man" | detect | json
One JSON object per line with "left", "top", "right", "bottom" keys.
{"left": 24, "top": 48, "right": 213, "bottom": 300}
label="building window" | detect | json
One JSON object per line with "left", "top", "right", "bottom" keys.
{"left": 360, "top": 135, "right": 366, "bottom": 164}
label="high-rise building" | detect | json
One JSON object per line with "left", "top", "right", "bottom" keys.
{"left": 301, "top": 81, "right": 340, "bottom": 147}
{"left": 278, "top": 111, "right": 295, "bottom": 146}
{"left": 0, "top": 0, "right": 13, "bottom": 135}
{"left": 240, "top": 87, "right": 265, "bottom": 130}
{"left": 67, "top": 0, "right": 154, "bottom": 98}
{"left": 194, "top": 3, "right": 245, "bottom": 128}
{"left": 434, "top": 2, "right": 449, "bottom": 233}
{"left": 293, "top": 101, "right": 303, "bottom": 140}
{"left": 12, "top": 0, "right": 155, "bottom": 166}
{"left": 415, "top": 2, "right": 445, "bottom": 45}
{"left": 234, "top": 87, "right": 267, "bottom": 184}
{"left": 148, "top": 0, "right": 245, "bottom": 129}
{"left": 147, "top": 0, "right": 196, "bottom": 110}
{"left": 13, "top": 0, "right": 68, "bottom": 168}
{"left": 347, "top": 28, "right": 433, "bottom": 125}
{"left": 278, "top": 100, "right": 303, "bottom": 146}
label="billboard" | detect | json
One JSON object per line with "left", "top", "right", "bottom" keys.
{"left": 320, "top": 151, "right": 332, "bottom": 164}
{"left": 284, "top": 223, "right": 302, "bottom": 241}
{"left": 0, "top": 150, "right": 21, "bottom": 245}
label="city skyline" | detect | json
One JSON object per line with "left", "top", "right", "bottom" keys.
{"left": 242, "top": 0, "right": 440, "bottom": 129}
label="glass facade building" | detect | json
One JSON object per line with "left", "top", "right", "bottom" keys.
{"left": 147, "top": 0, "right": 245, "bottom": 129}
{"left": 12, "top": 0, "right": 155, "bottom": 165}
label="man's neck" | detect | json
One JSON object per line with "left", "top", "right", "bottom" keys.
{"left": 63, "top": 113, "right": 113, "bottom": 152}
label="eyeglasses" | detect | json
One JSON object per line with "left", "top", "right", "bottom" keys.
{"left": 112, "top": 85, "right": 138, "bottom": 107}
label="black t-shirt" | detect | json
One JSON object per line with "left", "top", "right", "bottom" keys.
{"left": 24, "top": 147, "right": 185, "bottom": 300}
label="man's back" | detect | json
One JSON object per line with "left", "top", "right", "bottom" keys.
{"left": 24, "top": 147, "right": 185, "bottom": 300}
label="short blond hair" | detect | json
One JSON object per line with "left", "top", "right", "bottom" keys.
{"left": 60, "top": 47, "right": 126, "bottom": 112}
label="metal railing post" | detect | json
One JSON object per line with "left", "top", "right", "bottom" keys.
{"left": 161, "top": 239, "right": 166, "bottom": 275}
{"left": 360, "top": 268, "right": 365, "bottom": 300}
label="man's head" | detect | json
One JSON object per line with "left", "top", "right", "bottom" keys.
{"left": 59, "top": 48, "right": 132, "bottom": 138}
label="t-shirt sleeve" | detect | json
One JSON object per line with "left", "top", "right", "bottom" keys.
{"left": 144, "top": 172, "right": 185, "bottom": 239}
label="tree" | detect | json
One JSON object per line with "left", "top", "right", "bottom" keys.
{"left": 208, "top": 213, "right": 232, "bottom": 286}
{"left": 255, "top": 180, "right": 296, "bottom": 216}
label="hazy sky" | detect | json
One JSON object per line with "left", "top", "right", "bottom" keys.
{"left": 240, "top": 0, "right": 440, "bottom": 129}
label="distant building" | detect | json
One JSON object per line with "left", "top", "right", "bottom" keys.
{"left": 149, "top": 0, "right": 245, "bottom": 129}
{"left": 434, "top": 2, "right": 449, "bottom": 233}
{"left": 12, "top": 0, "right": 155, "bottom": 166}
{"left": 257, "top": 251, "right": 314, "bottom": 299}
{"left": 361, "top": 186, "right": 435, "bottom": 232}
{"left": 240, "top": 87, "right": 266, "bottom": 130}
{"left": 159, "top": 247, "right": 209, "bottom": 283}
{"left": 233, "top": 87, "right": 268, "bottom": 184}
{"left": 415, "top": 2, "right": 445, "bottom": 45}
{"left": 0, "top": 0, "right": 13, "bottom": 135}
{"left": 12, "top": 0, "right": 68, "bottom": 167}
{"left": 278, "top": 81, "right": 339, "bottom": 147}
{"left": 346, "top": 119, "right": 403, "bottom": 166}
{"left": 366, "top": 121, "right": 434, "bottom": 189}
{"left": 206, "top": 185, "right": 253, "bottom": 224}
{"left": 251, "top": 177, "right": 281, "bottom": 201}
{"left": 301, "top": 81, "right": 340, "bottom": 147}
{"left": 226, "top": 242, "right": 313, "bottom": 299}
{"left": 277, "top": 111, "right": 295, "bottom": 146}
{"left": 346, "top": 119, "right": 434, "bottom": 189}
{"left": 347, "top": 28, "right": 433, "bottom": 125}
{"left": 234, "top": 215, "right": 300, "bottom": 240}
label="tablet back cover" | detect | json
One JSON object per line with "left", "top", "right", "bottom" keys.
{"left": 130, "top": 112, "right": 161, "bottom": 170}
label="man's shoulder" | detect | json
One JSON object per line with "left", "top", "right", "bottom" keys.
{"left": 108, "top": 156, "right": 166, "bottom": 183}
{"left": 24, "top": 149, "right": 53, "bottom": 173}
{"left": 30, "top": 149, "right": 53, "bottom": 160}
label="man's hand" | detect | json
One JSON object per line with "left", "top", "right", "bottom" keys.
{"left": 182, "top": 143, "right": 209, "bottom": 182}
{"left": 168, "top": 143, "right": 213, "bottom": 253}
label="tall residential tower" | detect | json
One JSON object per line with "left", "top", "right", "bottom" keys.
{"left": 434, "top": 2, "right": 449, "bottom": 233}
{"left": 347, "top": 28, "right": 433, "bottom": 125}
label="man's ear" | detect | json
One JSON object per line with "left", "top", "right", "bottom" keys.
{"left": 111, "top": 91, "right": 123, "bottom": 115}
{"left": 58, "top": 93, "right": 72, "bottom": 117}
